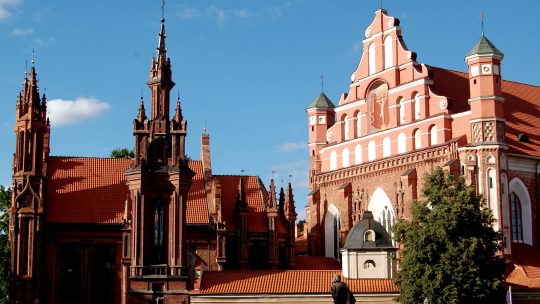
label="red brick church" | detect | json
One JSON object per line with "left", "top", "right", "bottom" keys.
{"left": 305, "top": 8, "right": 540, "bottom": 300}
{"left": 9, "top": 17, "right": 297, "bottom": 304}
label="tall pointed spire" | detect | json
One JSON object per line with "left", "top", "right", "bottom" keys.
{"left": 137, "top": 97, "right": 147, "bottom": 122}
{"left": 268, "top": 179, "right": 278, "bottom": 211}
{"left": 173, "top": 94, "right": 183, "bottom": 123}
{"left": 284, "top": 182, "right": 296, "bottom": 220}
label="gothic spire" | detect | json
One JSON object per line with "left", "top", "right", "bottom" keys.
{"left": 268, "top": 179, "right": 278, "bottom": 211}
{"left": 278, "top": 187, "right": 285, "bottom": 217}
{"left": 284, "top": 182, "right": 296, "bottom": 220}
{"left": 137, "top": 97, "right": 147, "bottom": 122}
{"left": 236, "top": 177, "right": 247, "bottom": 209}
{"left": 173, "top": 95, "right": 183, "bottom": 123}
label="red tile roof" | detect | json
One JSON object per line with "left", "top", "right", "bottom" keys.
{"left": 46, "top": 157, "right": 209, "bottom": 224}
{"left": 46, "top": 157, "right": 131, "bottom": 224}
{"left": 505, "top": 243, "right": 540, "bottom": 290}
{"left": 198, "top": 270, "right": 398, "bottom": 294}
{"left": 429, "top": 67, "right": 540, "bottom": 157}
{"left": 294, "top": 256, "right": 341, "bottom": 270}
{"left": 186, "top": 160, "right": 209, "bottom": 224}
{"left": 217, "top": 175, "right": 267, "bottom": 233}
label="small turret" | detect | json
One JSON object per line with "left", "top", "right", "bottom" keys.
{"left": 465, "top": 35, "right": 505, "bottom": 144}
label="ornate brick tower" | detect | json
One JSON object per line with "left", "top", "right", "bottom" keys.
{"left": 10, "top": 62, "right": 50, "bottom": 304}
{"left": 464, "top": 35, "right": 507, "bottom": 237}
{"left": 122, "top": 17, "right": 194, "bottom": 304}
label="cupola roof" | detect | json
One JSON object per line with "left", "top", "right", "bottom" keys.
{"left": 306, "top": 92, "right": 335, "bottom": 110}
{"left": 466, "top": 35, "right": 503, "bottom": 58}
{"left": 343, "top": 211, "right": 394, "bottom": 250}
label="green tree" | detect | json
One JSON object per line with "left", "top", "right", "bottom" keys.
{"left": 0, "top": 186, "right": 12, "bottom": 303}
{"left": 110, "top": 148, "right": 134, "bottom": 159}
{"left": 393, "top": 168, "right": 505, "bottom": 304}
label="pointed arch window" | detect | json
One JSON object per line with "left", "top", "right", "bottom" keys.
{"left": 153, "top": 199, "right": 166, "bottom": 263}
{"left": 511, "top": 192, "right": 523, "bottom": 242}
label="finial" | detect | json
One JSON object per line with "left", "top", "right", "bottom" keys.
{"left": 204, "top": 117, "right": 207, "bottom": 134}
{"left": 288, "top": 174, "right": 292, "bottom": 183}
{"left": 272, "top": 170, "right": 276, "bottom": 180}
{"left": 25, "top": 59, "right": 28, "bottom": 77}
{"left": 241, "top": 169, "right": 245, "bottom": 175}
{"left": 177, "top": 90, "right": 180, "bottom": 102}
{"left": 320, "top": 73, "right": 324, "bottom": 93}
{"left": 280, "top": 176, "right": 283, "bottom": 187}
{"left": 140, "top": 88, "right": 143, "bottom": 100}
{"left": 380, "top": 0, "right": 383, "bottom": 10}
{"left": 480, "top": 12, "right": 485, "bottom": 36}
{"left": 31, "top": 48, "right": 35, "bottom": 65}
{"left": 161, "top": 0, "right": 165, "bottom": 21}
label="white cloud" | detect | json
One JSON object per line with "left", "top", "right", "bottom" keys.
{"left": 0, "top": 0, "right": 22, "bottom": 21}
{"left": 176, "top": 4, "right": 255, "bottom": 28}
{"left": 47, "top": 97, "right": 110, "bottom": 127}
{"left": 276, "top": 142, "right": 307, "bottom": 153}
{"left": 10, "top": 27, "right": 33, "bottom": 37}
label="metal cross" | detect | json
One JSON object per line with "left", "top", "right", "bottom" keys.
{"left": 161, "top": 0, "right": 165, "bottom": 20}
{"left": 320, "top": 73, "right": 324, "bottom": 93}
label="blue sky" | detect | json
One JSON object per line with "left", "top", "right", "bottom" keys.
{"left": 1, "top": 0, "right": 539, "bottom": 220}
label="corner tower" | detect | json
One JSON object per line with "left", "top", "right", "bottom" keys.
{"left": 123, "top": 17, "right": 194, "bottom": 304}
{"left": 464, "top": 34, "right": 506, "bottom": 236}
{"left": 10, "top": 62, "right": 50, "bottom": 303}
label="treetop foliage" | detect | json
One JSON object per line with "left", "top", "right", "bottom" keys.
{"left": 393, "top": 168, "right": 506, "bottom": 304}
{"left": 110, "top": 148, "right": 134, "bottom": 159}
{"left": 0, "top": 186, "right": 12, "bottom": 303}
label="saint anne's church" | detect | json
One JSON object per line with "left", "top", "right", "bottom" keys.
{"left": 9, "top": 17, "right": 297, "bottom": 304}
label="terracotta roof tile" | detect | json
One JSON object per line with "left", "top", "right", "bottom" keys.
{"left": 186, "top": 160, "right": 209, "bottom": 224}
{"left": 506, "top": 267, "right": 540, "bottom": 290}
{"left": 199, "top": 270, "right": 398, "bottom": 294}
{"left": 217, "top": 175, "right": 267, "bottom": 233}
{"left": 46, "top": 157, "right": 131, "bottom": 224}
{"left": 47, "top": 157, "right": 209, "bottom": 224}
{"left": 294, "top": 256, "right": 341, "bottom": 270}
{"left": 429, "top": 67, "right": 540, "bottom": 157}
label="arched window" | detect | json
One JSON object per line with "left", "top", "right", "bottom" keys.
{"left": 153, "top": 199, "right": 166, "bottom": 264}
{"left": 368, "top": 140, "right": 376, "bottom": 161}
{"left": 364, "top": 230, "right": 375, "bottom": 242}
{"left": 384, "top": 36, "right": 393, "bottom": 69}
{"left": 354, "top": 144, "right": 362, "bottom": 165}
{"left": 414, "top": 93, "right": 421, "bottom": 120}
{"left": 429, "top": 125, "right": 438, "bottom": 145}
{"left": 356, "top": 113, "right": 362, "bottom": 137}
{"left": 397, "top": 133, "right": 406, "bottom": 154}
{"left": 398, "top": 98, "right": 405, "bottom": 125}
{"left": 368, "top": 43, "right": 376, "bottom": 75}
{"left": 342, "top": 148, "right": 350, "bottom": 168}
{"left": 413, "top": 129, "right": 421, "bottom": 149}
{"left": 511, "top": 192, "right": 523, "bottom": 242}
{"left": 364, "top": 260, "right": 376, "bottom": 269}
{"left": 330, "top": 151, "right": 337, "bottom": 170}
{"left": 382, "top": 137, "right": 391, "bottom": 157}
{"left": 343, "top": 115, "right": 350, "bottom": 140}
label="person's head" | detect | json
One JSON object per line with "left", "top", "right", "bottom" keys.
{"left": 333, "top": 274, "right": 341, "bottom": 283}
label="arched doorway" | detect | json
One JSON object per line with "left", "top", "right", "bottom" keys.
{"left": 324, "top": 204, "right": 341, "bottom": 259}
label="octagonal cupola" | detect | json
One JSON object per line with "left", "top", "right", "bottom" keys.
{"left": 341, "top": 211, "right": 397, "bottom": 279}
